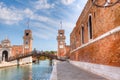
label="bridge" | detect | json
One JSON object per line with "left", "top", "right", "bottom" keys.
{"left": 7, "top": 50, "right": 65, "bottom": 62}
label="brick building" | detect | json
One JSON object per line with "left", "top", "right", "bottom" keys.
{"left": 57, "top": 29, "right": 70, "bottom": 58}
{"left": 0, "top": 29, "right": 33, "bottom": 62}
{"left": 70, "top": 0, "right": 120, "bottom": 66}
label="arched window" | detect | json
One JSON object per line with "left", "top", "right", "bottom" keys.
{"left": 88, "top": 15, "right": 92, "bottom": 40}
{"left": 81, "top": 26, "right": 84, "bottom": 44}
{"left": 74, "top": 35, "right": 76, "bottom": 49}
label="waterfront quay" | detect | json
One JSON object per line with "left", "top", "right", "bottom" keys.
{"left": 50, "top": 60, "right": 120, "bottom": 80}
{"left": 50, "top": 60, "right": 107, "bottom": 80}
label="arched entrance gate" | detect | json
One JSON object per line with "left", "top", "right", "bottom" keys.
{"left": 2, "top": 50, "right": 8, "bottom": 61}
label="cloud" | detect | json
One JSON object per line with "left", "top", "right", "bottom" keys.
{"left": 0, "top": 2, "right": 50, "bottom": 25}
{"left": 0, "top": 0, "right": 87, "bottom": 39}
{"left": 34, "top": 0, "right": 55, "bottom": 10}
{"left": 23, "top": 8, "right": 50, "bottom": 22}
{"left": 32, "top": 22, "right": 56, "bottom": 32}
{"left": 33, "top": 31, "right": 49, "bottom": 40}
{"left": 24, "top": 8, "right": 33, "bottom": 17}
{"left": 0, "top": 2, "right": 23, "bottom": 25}
{"left": 31, "top": 21, "right": 57, "bottom": 40}
{"left": 33, "top": 27, "right": 56, "bottom": 40}
{"left": 31, "top": 14, "right": 49, "bottom": 22}
{"left": 61, "top": 0, "right": 75, "bottom": 5}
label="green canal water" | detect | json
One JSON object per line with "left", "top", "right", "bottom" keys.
{"left": 0, "top": 59, "right": 53, "bottom": 80}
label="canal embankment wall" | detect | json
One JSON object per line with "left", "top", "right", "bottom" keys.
{"left": 0, "top": 56, "right": 32, "bottom": 68}
{"left": 50, "top": 60, "right": 58, "bottom": 80}
{"left": 70, "top": 61, "right": 120, "bottom": 80}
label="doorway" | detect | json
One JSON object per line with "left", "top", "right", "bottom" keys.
{"left": 2, "top": 50, "right": 8, "bottom": 61}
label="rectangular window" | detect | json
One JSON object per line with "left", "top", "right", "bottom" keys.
{"left": 88, "top": 15, "right": 92, "bottom": 40}
{"left": 81, "top": 27, "right": 84, "bottom": 44}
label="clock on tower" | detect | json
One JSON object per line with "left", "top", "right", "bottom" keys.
{"left": 25, "top": 39, "right": 29, "bottom": 49}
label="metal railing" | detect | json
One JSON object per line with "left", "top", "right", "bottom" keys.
{"left": 7, "top": 50, "right": 58, "bottom": 62}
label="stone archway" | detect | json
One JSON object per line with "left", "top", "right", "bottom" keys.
{"left": 2, "top": 50, "right": 8, "bottom": 61}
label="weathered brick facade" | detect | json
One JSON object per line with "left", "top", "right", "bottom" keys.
{"left": 12, "top": 45, "right": 23, "bottom": 57}
{"left": 65, "top": 45, "right": 70, "bottom": 57}
{"left": 70, "top": 0, "right": 120, "bottom": 66}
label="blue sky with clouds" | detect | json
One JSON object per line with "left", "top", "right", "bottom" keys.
{"left": 0, "top": 0, "right": 87, "bottom": 51}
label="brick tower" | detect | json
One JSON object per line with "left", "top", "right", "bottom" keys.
{"left": 57, "top": 29, "right": 66, "bottom": 57}
{"left": 23, "top": 29, "right": 33, "bottom": 54}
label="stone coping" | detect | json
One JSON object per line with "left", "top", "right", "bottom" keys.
{"left": 50, "top": 60, "right": 58, "bottom": 80}
{"left": 0, "top": 61, "right": 17, "bottom": 68}
{"left": 70, "top": 61, "right": 120, "bottom": 80}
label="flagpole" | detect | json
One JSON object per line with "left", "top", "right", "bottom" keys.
{"left": 60, "top": 21, "right": 62, "bottom": 29}
{"left": 27, "top": 19, "right": 30, "bottom": 29}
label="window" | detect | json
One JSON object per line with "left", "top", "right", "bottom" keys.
{"left": 74, "top": 35, "right": 76, "bottom": 49}
{"left": 59, "top": 45, "right": 63, "bottom": 48}
{"left": 60, "top": 33, "right": 62, "bottom": 36}
{"left": 26, "top": 33, "right": 29, "bottom": 36}
{"left": 81, "top": 26, "right": 84, "bottom": 44}
{"left": 88, "top": 15, "right": 92, "bottom": 40}
{"left": 60, "top": 34, "right": 62, "bottom": 36}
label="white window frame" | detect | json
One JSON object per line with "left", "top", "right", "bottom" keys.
{"left": 81, "top": 25, "right": 84, "bottom": 44}
{"left": 88, "top": 14, "right": 93, "bottom": 41}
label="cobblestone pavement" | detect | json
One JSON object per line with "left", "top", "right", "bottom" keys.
{"left": 57, "top": 61, "right": 108, "bottom": 80}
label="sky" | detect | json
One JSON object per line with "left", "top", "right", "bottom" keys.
{"left": 0, "top": 0, "right": 87, "bottom": 51}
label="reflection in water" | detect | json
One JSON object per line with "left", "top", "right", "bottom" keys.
{"left": 32, "top": 60, "right": 53, "bottom": 80}
{"left": 0, "top": 59, "right": 52, "bottom": 80}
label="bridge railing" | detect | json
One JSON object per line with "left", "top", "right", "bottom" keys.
{"left": 7, "top": 50, "right": 66, "bottom": 62}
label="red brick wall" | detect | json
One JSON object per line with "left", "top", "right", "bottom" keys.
{"left": 58, "top": 48, "right": 65, "bottom": 57}
{"left": 70, "top": 31, "right": 120, "bottom": 66}
{"left": 65, "top": 45, "right": 70, "bottom": 57}
{"left": 57, "top": 45, "right": 70, "bottom": 57}
{"left": 12, "top": 45, "right": 23, "bottom": 57}
{"left": 70, "top": 0, "right": 120, "bottom": 67}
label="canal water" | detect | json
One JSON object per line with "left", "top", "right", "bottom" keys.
{"left": 0, "top": 59, "right": 53, "bottom": 80}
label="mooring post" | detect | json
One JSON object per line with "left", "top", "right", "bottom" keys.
{"left": 37, "top": 57, "right": 39, "bottom": 63}
{"left": 17, "top": 59, "right": 20, "bottom": 67}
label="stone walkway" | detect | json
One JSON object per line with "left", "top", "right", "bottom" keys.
{"left": 57, "top": 61, "right": 107, "bottom": 80}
